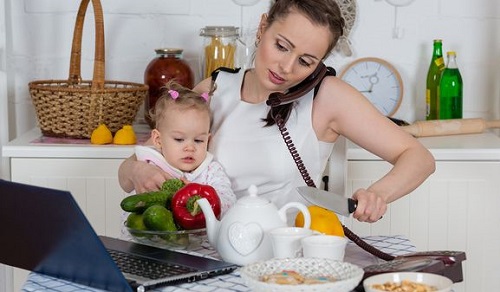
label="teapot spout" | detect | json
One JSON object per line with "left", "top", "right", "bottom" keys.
{"left": 197, "top": 198, "right": 220, "bottom": 247}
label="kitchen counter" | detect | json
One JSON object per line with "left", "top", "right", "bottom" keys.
{"left": 2, "top": 124, "right": 151, "bottom": 159}
{"left": 348, "top": 132, "right": 500, "bottom": 161}
{"left": 4, "top": 127, "right": 500, "bottom": 161}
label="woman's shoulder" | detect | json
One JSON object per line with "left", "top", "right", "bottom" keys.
{"left": 314, "top": 75, "right": 361, "bottom": 105}
{"left": 319, "top": 75, "right": 352, "bottom": 91}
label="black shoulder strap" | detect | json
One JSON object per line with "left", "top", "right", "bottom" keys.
{"left": 210, "top": 67, "right": 241, "bottom": 83}
{"left": 314, "top": 66, "right": 336, "bottom": 97}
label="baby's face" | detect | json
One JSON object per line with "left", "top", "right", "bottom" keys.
{"left": 154, "top": 107, "right": 210, "bottom": 173}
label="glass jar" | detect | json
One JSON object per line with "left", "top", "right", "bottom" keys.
{"left": 199, "top": 26, "right": 240, "bottom": 79}
{"left": 144, "top": 48, "right": 194, "bottom": 128}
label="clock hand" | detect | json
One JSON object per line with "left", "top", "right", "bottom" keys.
{"left": 360, "top": 72, "right": 378, "bottom": 93}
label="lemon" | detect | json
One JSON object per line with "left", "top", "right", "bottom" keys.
{"left": 90, "top": 124, "right": 113, "bottom": 145}
{"left": 113, "top": 125, "right": 137, "bottom": 145}
{"left": 295, "top": 205, "right": 345, "bottom": 237}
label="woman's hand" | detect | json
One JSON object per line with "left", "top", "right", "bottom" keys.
{"left": 118, "top": 156, "right": 173, "bottom": 193}
{"left": 351, "top": 188, "right": 387, "bottom": 223}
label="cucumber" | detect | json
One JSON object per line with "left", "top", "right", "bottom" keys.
{"left": 120, "top": 190, "right": 171, "bottom": 213}
{"left": 120, "top": 179, "right": 185, "bottom": 213}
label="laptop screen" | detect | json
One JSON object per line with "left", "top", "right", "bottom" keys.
{"left": 0, "top": 179, "right": 141, "bottom": 291}
{"left": 0, "top": 179, "right": 238, "bottom": 292}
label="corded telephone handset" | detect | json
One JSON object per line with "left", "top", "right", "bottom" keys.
{"left": 266, "top": 63, "right": 466, "bottom": 287}
{"left": 266, "top": 62, "right": 332, "bottom": 107}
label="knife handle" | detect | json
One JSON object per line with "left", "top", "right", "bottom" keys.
{"left": 348, "top": 198, "right": 358, "bottom": 214}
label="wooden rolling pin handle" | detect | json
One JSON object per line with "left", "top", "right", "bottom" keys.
{"left": 402, "top": 118, "right": 500, "bottom": 137}
{"left": 485, "top": 120, "right": 500, "bottom": 129}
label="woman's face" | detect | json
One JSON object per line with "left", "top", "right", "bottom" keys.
{"left": 254, "top": 10, "right": 332, "bottom": 93}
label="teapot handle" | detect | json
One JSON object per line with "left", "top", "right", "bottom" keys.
{"left": 278, "top": 203, "right": 311, "bottom": 229}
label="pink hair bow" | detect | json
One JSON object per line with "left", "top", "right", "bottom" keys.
{"left": 168, "top": 90, "right": 179, "bottom": 100}
{"left": 200, "top": 92, "right": 209, "bottom": 102}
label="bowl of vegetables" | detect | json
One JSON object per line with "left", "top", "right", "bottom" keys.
{"left": 125, "top": 222, "right": 207, "bottom": 250}
{"left": 121, "top": 179, "right": 221, "bottom": 250}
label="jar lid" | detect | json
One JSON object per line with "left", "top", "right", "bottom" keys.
{"left": 200, "top": 26, "right": 240, "bottom": 37}
{"left": 155, "top": 48, "right": 183, "bottom": 55}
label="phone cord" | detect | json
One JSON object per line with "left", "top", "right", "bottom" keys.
{"left": 274, "top": 113, "right": 396, "bottom": 261}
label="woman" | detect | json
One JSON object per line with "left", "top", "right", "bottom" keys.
{"left": 119, "top": 0, "right": 435, "bottom": 223}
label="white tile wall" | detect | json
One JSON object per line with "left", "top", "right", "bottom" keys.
{"left": 3, "top": 0, "right": 500, "bottom": 138}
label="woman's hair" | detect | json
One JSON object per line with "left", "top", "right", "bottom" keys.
{"left": 262, "top": 0, "right": 345, "bottom": 127}
{"left": 151, "top": 80, "right": 211, "bottom": 129}
{"left": 266, "top": 0, "right": 345, "bottom": 59}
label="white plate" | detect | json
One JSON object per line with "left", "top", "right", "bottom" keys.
{"left": 363, "top": 272, "right": 453, "bottom": 292}
{"left": 239, "top": 257, "right": 363, "bottom": 292}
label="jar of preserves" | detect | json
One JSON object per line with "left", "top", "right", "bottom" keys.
{"left": 199, "top": 26, "right": 240, "bottom": 79}
{"left": 144, "top": 48, "right": 194, "bottom": 128}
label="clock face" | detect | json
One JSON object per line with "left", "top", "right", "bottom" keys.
{"left": 339, "top": 57, "right": 403, "bottom": 116}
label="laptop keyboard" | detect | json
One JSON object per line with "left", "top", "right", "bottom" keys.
{"left": 108, "top": 249, "right": 197, "bottom": 280}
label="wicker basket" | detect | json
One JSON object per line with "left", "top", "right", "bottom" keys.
{"left": 29, "top": 0, "right": 148, "bottom": 139}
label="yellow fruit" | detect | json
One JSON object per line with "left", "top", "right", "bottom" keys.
{"left": 295, "top": 205, "right": 345, "bottom": 237}
{"left": 90, "top": 124, "right": 113, "bottom": 145}
{"left": 113, "top": 125, "right": 137, "bottom": 145}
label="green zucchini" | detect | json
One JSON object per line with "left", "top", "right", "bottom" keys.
{"left": 120, "top": 179, "right": 185, "bottom": 213}
{"left": 120, "top": 190, "right": 170, "bottom": 213}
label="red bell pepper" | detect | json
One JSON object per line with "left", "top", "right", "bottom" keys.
{"left": 171, "top": 183, "right": 221, "bottom": 230}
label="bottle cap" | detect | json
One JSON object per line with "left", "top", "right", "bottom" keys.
{"left": 447, "top": 51, "right": 456, "bottom": 56}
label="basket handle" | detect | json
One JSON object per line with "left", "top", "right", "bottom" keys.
{"left": 68, "top": 0, "right": 105, "bottom": 90}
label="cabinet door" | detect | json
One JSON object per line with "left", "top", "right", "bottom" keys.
{"left": 11, "top": 158, "right": 127, "bottom": 237}
{"left": 346, "top": 160, "right": 500, "bottom": 292}
{"left": 8, "top": 158, "right": 128, "bottom": 292}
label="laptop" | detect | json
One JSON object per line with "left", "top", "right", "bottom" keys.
{"left": 0, "top": 179, "right": 238, "bottom": 291}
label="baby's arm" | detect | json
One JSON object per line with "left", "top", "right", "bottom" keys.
{"left": 203, "top": 161, "right": 236, "bottom": 215}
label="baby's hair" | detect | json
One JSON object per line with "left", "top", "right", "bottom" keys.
{"left": 151, "top": 80, "right": 211, "bottom": 129}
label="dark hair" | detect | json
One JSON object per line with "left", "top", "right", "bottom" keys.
{"left": 263, "top": 0, "right": 344, "bottom": 126}
{"left": 152, "top": 80, "right": 211, "bottom": 129}
{"left": 267, "top": 0, "right": 345, "bottom": 59}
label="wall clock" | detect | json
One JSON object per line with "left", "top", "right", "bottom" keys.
{"left": 339, "top": 57, "right": 403, "bottom": 117}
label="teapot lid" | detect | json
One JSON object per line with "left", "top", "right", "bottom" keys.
{"left": 237, "top": 185, "right": 271, "bottom": 206}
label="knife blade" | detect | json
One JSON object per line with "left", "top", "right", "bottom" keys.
{"left": 296, "top": 186, "right": 357, "bottom": 217}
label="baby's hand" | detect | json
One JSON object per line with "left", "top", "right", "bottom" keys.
{"left": 133, "top": 161, "right": 173, "bottom": 193}
{"left": 180, "top": 177, "right": 191, "bottom": 185}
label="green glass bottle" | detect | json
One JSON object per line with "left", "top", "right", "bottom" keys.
{"left": 439, "top": 51, "right": 463, "bottom": 119}
{"left": 425, "top": 39, "right": 445, "bottom": 120}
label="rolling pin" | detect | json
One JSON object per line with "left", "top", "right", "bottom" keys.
{"left": 401, "top": 118, "right": 500, "bottom": 137}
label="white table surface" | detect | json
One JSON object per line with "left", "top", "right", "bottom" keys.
{"left": 22, "top": 235, "right": 417, "bottom": 292}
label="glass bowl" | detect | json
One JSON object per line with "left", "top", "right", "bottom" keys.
{"left": 125, "top": 224, "right": 207, "bottom": 250}
{"left": 239, "top": 257, "right": 364, "bottom": 292}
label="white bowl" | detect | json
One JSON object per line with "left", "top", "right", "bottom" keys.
{"left": 363, "top": 272, "right": 453, "bottom": 292}
{"left": 239, "top": 257, "right": 364, "bottom": 292}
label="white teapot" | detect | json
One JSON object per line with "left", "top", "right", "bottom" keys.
{"left": 197, "top": 185, "right": 311, "bottom": 266}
